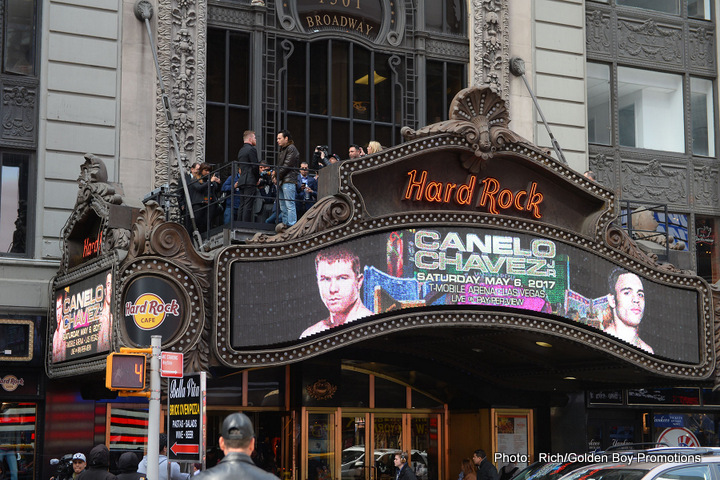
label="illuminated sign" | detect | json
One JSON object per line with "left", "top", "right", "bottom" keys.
{"left": 125, "top": 294, "right": 181, "bottom": 330}
{"left": 403, "top": 171, "right": 544, "bottom": 219}
{"left": 297, "top": 0, "right": 382, "bottom": 40}
{"left": 52, "top": 270, "right": 113, "bottom": 363}
{"left": 106, "top": 353, "right": 146, "bottom": 391}
{"left": 66, "top": 210, "right": 104, "bottom": 269}
{"left": 83, "top": 231, "right": 103, "bottom": 258}
{"left": 122, "top": 276, "right": 184, "bottom": 346}
{"left": 229, "top": 227, "right": 700, "bottom": 363}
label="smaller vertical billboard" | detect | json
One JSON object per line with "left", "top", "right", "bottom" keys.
{"left": 123, "top": 275, "right": 185, "bottom": 346}
{"left": 52, "top": 270, "right": 113, "bottom": 363}
{"left": 168, "top": 373, "right": 205, "bottom": 462}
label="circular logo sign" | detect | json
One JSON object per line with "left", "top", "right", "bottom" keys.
{"left": 657, "top": 427, "right": 700, "bottom": 447}
{"left": 127, "top": 293, "right": 181, "bottom": 330}
{"left": 0, "top": 375, "right": 24, "bottom": 392}
{"left": 123, "top": 275, "right": 185, "bottom": 346}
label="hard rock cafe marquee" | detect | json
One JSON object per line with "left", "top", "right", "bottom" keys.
{"left": 47, "top": 86, "right": 719, "bottom": 397}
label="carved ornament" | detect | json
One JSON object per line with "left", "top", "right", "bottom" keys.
{"left": 401, "top": 86, "right": 535, "bottom": 167}
{"left": 306, "top": 379, "right": 338, "bottom": 400}
{"left": 471, "top": 0, "right": 509, "bottom": 103}
{"left": 247, "top": 195, "right": 353, "bottom": 244}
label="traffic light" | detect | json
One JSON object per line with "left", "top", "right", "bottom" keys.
{"left": 106, "top": 353, "right": 146, "bottom": 391}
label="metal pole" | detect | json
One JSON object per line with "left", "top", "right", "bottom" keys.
{"left": 134, "top": 0, "right": 204, "bottom": 249}
{"left": 148, "top": 335, "right": 162, "bottom": 480}
{"left": 509, "top": 57, "right": 568, "bottom": 165}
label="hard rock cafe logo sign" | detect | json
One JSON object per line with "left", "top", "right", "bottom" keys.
{"left": 125, "top": 294, "right": 180, "bottom": 330}
{"left": 1, "top": 375, "right": 24, "bottom": 392}
{"left": 306, "top": 379, "right": 338, "bottom": 400}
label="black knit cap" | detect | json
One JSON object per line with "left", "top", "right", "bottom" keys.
{"left": 221, "top": 412, "right": 254, "bottom": 440}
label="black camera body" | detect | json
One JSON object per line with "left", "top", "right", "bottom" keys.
{"left": 51, "top": 454, "right": 74, "bottom": 480}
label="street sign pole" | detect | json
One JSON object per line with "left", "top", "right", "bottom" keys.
{"left": 148, "top": 335, "right": 162, "bottom": 480}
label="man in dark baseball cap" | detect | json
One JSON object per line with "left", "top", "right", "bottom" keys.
{"left": 195, "top": 413, "right": 276, "bottom": 480}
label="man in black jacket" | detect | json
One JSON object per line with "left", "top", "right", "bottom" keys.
{"left": 473, "top": 449, "right": 498, "bottom": 480}
{"left": 195, "top": 413, "right": 276, "bottom": 480}
{"left": 275, "top": 129, "right": 300, "bottom": 227}
{"left": 235, "top": 130, "right": 260, "bottom": 223}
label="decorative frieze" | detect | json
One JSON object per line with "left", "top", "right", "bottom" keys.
{"left": 618, "top": 18, "right": 682, "bottom": 66}
{"left": 0, "top": 76, "right": 37, "bottom": 147}
{"left": 154, "top": 0, "right": 206, "bottom": 189}
{"left": 471, "top": 0, "right": 509, "bottom": 103}
{"left": 621, "top": 159, "right": 687, "bottom": 205}
{"left": 694, "top": 165, "right": 719, "bottom": 208}
{"left": 586, "top": 10, "right": 612, "bottom": 55}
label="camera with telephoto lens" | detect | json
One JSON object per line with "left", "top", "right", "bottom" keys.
{"left": 50, "top": 454, "right": 74, "bottom": 480}
{"left": 316, "top": 145, "right": 329, "bottom": 155}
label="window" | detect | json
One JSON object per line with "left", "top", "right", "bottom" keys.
{"left": 425, "top": 0, "right": 465, "bottom": 35}
{"left": 283, "top": 40, "right": 402, "bottom": 162}
{"left": 0, "top": 152, "right": 29, "bottom": 255}
{"left": 0, "top": 403, "right": 37, "bottom": 480}
{"left": 617, "top": 0, "right": 679, "bottom": 15}
{"left": 691, "top": 77, "right": 715, "bottom": 157}
{"left": 655, "top": 465, "right": 711, "bottom": 480}
{"left": 4, "top": 0, "right": 37, "bottom": 75}
{"left": 426, "top": 60, "right": 466, "bottom": 125}
{"left": 688, "top": 0, "right": 712, "bottom": 20}
{"left": 617, "top": 67, "right": 684, "bottom": 152}
{"left": 587, "top": 63, "right": 611, "bottom": 145}
{"left": 206, "top": 29, "right": 251, "bottom": 166}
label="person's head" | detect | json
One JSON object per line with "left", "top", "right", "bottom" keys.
{"left": 190, "top": 162, "right": 201, "bottom": 176}
{"left": 87, "top": 444, "right": 110, "bottom": 469}
{"left": 329, "top": 154, "right": 341, "bottom": 164}
{"left": 192, "top": 463, "right": 202, "bottom": 472}
{"left": 461, "top": 459, "right": 475, "bottom": 476}
{"left": 72, "top": 453, "right": 86, "bottom": 474}
{"left": 315, "top": 248, "right": 363, "bottom": 319}
{"left": 472, "top": 449, "right": 487, "bottom": 465}
{"left": 200, "top": 163, "right": 212, "bottom": 176}
{"left": 583, "top": 170, "right": 597, "bottom": 181}
{"left": 259, "top": 161, "right": 270, "bottom": 173}
{"left": 367, "top": 141, "right": 382, "bottom": 154}
{"left": 277, "top": 129, "right": 293, "bottom": 147}
{"left": 607, "top": 268, "right": 645, "bottom": 329}
{"left": 243, "top": 130, "right": 256, "bottom": 146}
{"left": 159, "top": 433, "right": 168, "bottom": 454}
{"left": 393, "top": 452, "right": 409, "bottom": 469}
{"left": 219, "top": 412, "right": 255, "bottom": 455}
{"left": 348, "top": 144, "right": 362, "bottom": 158}
{"left": 300, "top": 162, "right": 309, "bottom": 176}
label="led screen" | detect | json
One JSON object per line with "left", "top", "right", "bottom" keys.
{"left": 230, "top": 228, "right": 699, "bottom": 362}
{"left": 52, "top": 270, "right": 113, "bottom": 363}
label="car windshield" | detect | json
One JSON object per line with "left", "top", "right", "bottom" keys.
{"left": 562, "top": 466, "right": 652, "bottom": 480}
{"left": 342, "top": 449, "right": 364, "bottom": 464}
{"left": 514, "top": 462, "right": 593, "bottom": 480}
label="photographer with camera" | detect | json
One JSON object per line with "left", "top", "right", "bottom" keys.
{"left": 310, "top": 145, "right": 330, "bottom": 172}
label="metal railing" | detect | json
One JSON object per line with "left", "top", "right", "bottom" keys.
{"left": 146, "top": 161, "right": 319, "bottom": 245}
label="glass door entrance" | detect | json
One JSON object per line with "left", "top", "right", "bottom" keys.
{"left": 308, "top": 411, "right": 441, "bottom": 480}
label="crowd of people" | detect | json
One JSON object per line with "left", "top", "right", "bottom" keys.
{"left": 180, "top": 129, "right": 384, "bottom": 236}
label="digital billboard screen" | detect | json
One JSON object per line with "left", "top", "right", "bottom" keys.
{"left": 230, "top": 228, "right": 699, "bottom": 363}
{"left": 52, "top": 270, "right": 113, "bottom": 363}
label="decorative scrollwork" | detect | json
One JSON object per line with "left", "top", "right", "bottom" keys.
{"left": 248, "top": 195, "right": 352, "bottom": 244}
{"left": 129, "top": 201, "right": 168, "bottom": 258}
{"left": 149, "top": 222, "right": 189, "bottom": 257}
{"left": 604, "top": 224, "right": 692, "bottom": 274}
{"left": 401, "top": 86, "right": 535, "bottom": 168}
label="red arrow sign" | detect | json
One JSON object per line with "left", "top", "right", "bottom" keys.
{"left": 161, "top": 352, "right": 183, "bottom": 378}
{"left": 170, "top": 442, "right": 199, "bottom": 455}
